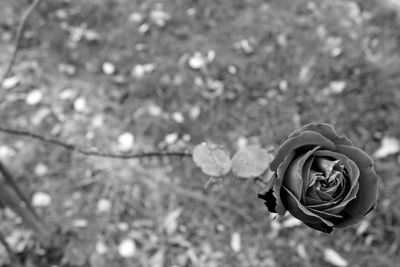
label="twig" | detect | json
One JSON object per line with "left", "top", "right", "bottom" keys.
{"left": 0, "top": 178, "right": 53, "bottom": 247}
{"left": 0, "top": 160, "right": 39, "bottom": 220}
{"left": 0, "top": 231, "right": 22, "bottom": 267}
{"left": 0, "top": 0, "right": 42, "bottom": 86}
{"left": 0, "top": 126, "right": 192, "bottom": 159}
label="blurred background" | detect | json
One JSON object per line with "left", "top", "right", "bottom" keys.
{"left": 1, "top": 0, "right": 400, "bottom": 266}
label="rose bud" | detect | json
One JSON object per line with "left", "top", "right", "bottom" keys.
{"left": 259, "top": 123, "right": 378, "bottom": 233}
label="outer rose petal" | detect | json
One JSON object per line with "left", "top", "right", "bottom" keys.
{"left": 336, "top": 145, "right": 379, "bottom": 219}
{"left": 282, "top": 146, "right": 321, "bottom": 199}
{"left": 273, "top": 152, "right": 296, "bottom": 216}
{"left": 281, "top": 186, "right": 334, "bottom": 227}
{"left": 288, "top": 123, "right": 353, "bottom": 147}
{"left": 335, "top": 167, "right": 379, "bottom": 228}
{"left": 270, "top": 131, "right": 336, "bottom": 171}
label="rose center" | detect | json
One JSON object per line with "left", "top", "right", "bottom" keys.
{"left": 308, "top": 157, "right": 346, "bottom": 196}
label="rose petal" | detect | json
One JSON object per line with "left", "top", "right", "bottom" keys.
{"left": 316, "top": 189, "right": 334, "bottom": 201}
{"left": 305, "top": 195, "right": 325, "bottom": 205}
{"left": 270, "top": 131, "right": 336, "bottom": 171}
{"left": 306, "top": 150, "right": 361, "bottom": 215}
{"left": 336, "top": 167, "right": 378, "bottom": 228}
{"left": 282, "top": 186, "right": 334, "bottom": 227}
{"left": 312, "top": 150, "right": 360, "bottom": 197}
{"left": 301, "top": 156, "right": 315, "bottom": 202}
{"left": 315, "top": 157, "right": 340, "bottom": 177}
{"left": 324, "top": 183, "right": 359, "bottom": 214}
{"left": 306, "top": 178, "right": 347, "bottom": 211}
{"left": 273, "top": 153, "right": 296, "bottom": 216}
{"left": 309, "top": 207, "right": 343, "bottom": 221}
{"left": 336, "top": 145, "right": 374, "bottom": 169}
{"left": 336, "top": 145, "right": 379, "bottom": 218}
{"left": 283, "top": 146, "right": 321, "bottom": 199}
{"left": 288, "top": 123, "right": 353, "bottom": 147}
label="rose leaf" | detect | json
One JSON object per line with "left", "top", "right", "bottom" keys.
{"left": 193, "top": 142, "right": 232, "bottom": 176}
{"left": 232, "top": 145, "right": 273, "bottom": 179}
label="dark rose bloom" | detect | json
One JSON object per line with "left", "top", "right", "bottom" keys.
{"left": 259, "top": 123, "right": 379, "bottom": 233}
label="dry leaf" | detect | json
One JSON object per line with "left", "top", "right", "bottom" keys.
{"left": 118, "top": 239, "right": 136, "bottom": 258}
{"left": 193, "top": 143, "right": 232, "bottom": 176}
{"left": 32, "top": 192, "right": 51, "bottom": 207}
{"left": 164, "top": 208, "right": 183, "bottom": 235}
{"left": 230, "top": 232, "right": 241, "bottom": 252}
{"left": 323, "top": 248, "right": 348, "bottom": 267}
{"left": 373, "top": 136, "right": 400, "bottom": 158}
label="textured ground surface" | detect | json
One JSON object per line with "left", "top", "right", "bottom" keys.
{"left": 1, "top": 0, "right": 400, "bottom": 266}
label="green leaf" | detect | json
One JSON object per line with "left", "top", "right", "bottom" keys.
{"left": 193, "top": 142, "right": 232, "bottom": 176}
{"left": 231, "top": 145, "right": 273, "bottom": 179}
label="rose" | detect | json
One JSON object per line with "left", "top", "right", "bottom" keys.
{"left": 259, "top": 123, "right": 378, "bottom": 233}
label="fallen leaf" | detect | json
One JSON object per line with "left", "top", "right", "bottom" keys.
{"left": 326, "top": 81, "right": 346, "bottom": 95}
{"left": 193, "top": 143, "right": 232, "bottom": 176}
{"left": 207, "top": 50, "right": 216, "bottom": 62}
{"left": 296, "top": 243, "right": 309, "bottom": 260}
{"left": 129, "top": 12, "right": 144, "bottom": 23}
{"left": 230, "top": 232, "right": 241, "bottom": 252}
{"left": 2, "top": 76, "right": 19, "bottom": 90}
{"left": 74, "top": 97, "right": 89, "bottom": 113}
{"left": 231, "top": 145, "right": 273, "bottom": 179}
{"left": 150, "top": 9, "right": 171, "bottom": 27}
{"left": 131, "top": 63, "right": 156, "bottom": 78}
{"left": 138, "top": 23, "right": 150, "bottom": 34}
{"left": 323, "top": 248, "right": 348, "bottom": 267}
{"left": 31, "top": 107, "right": 51, "bottom": 126}
{"left": 59, "top": 88, "right": 77, "bottom": 100}
{"left": 0, "top": 146, "right": 16, "bottom": 161}
{"left": 102, "top": 62, "right": 116, "bottom": 75}
{"left": 84, "top": 29, "right": 101, "bottom": 42}
{"left": 34, "top": 163, "right": 48, "bottom": 177}
{"left": 32, "top": 192, "right": 51, "bottom": 207}
{"left": 188, "top": 52, "right": 207, "bottom": 69}
{"left": 356, "top": 220, "right": 370, "bottom": 235}
{"left": 234, "top": 39, "right": 254, "bottom": 54}
{"left": 95, "top": 241, "right": 108, "bottom": 255}
{"left": 97, "top": 198, "right": 112, "bottom": 213}
{"left": 58, "top": 63, "right": 77, "bottom": 76}
{"left": 189, "top": 106, "right": 201, "bottom": 120}
{"left": 118, "top": 239, "right": 136, "bottom": 258}
{"left": 26, "top": 89, "right": 43, "bottom": 105}
{"left": 165, "top": 133, "right": 179, "bottom": 145}
{"left": 117, "top": 132, "right": 135, "bottom": 152}
{"left": 164, "top": 208, "right": 183, "bottom": 235}
{"left": 171, "top": 112, "right": 185, "bottom": 123}
{"left": 148, "top": 104, "right": 163, "bottom": 117}
{"left": 373, "top": 136, "right": 400, "bottom": 158}
{"left": 73, "top": 219, "right": 88, "bottom": 228}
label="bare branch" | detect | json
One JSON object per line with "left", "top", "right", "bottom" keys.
{"left": 0, "top": 160, "right": 39, "bottom": 220}
{"left": 0, "top": 126, "right": 192, "bottom": 159}
{"left": 0, "top": 176, "right": 53, "bottom": 247}
{"left": 0, "top": 0, "right": 42, "bottom": 89}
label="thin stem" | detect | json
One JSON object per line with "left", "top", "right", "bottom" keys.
{"left": 0, "top": 126, "right": 192, "bottom": 159}
{"left": 0, "top": 0, "right": 42, "bottom": 87}
{"left": 0, "top": 161, "right": 39, "bottom": 220}
{"left": 0, "top": 178, "right": 53, "bottom": 247}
